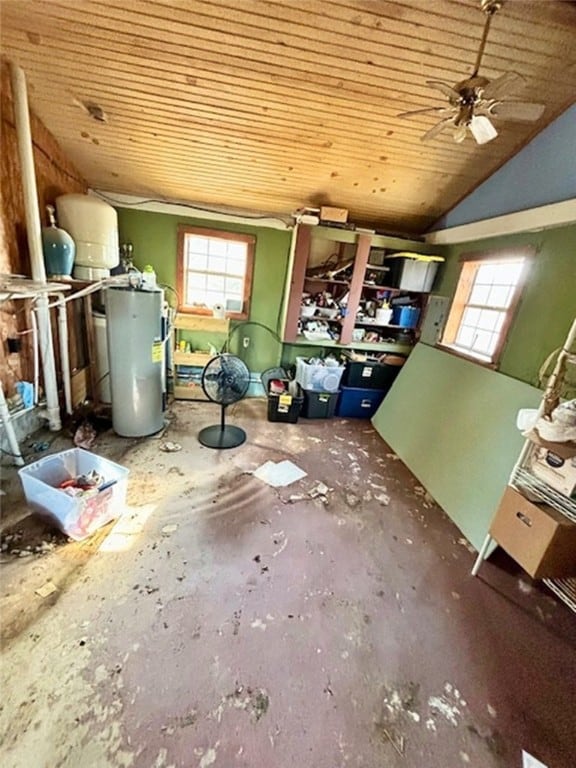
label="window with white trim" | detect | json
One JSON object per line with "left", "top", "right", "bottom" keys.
{"left": 177, "top": 226, "right": 255, "bottom": 319}
{"left": 441, "top": 249, "right": 530, "bottom": 365}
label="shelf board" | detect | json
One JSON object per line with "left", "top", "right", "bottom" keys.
{"left": 173, "top": 382, "right": 209, "bottom": 401}
{"left": 174, "top": 314, "right": 230, "bottom": 332}
{"left": 173, "top": 351, "right": 214, "bottom": 366}
{"left": 304, "top": 277, "right": 350, "bottom": 286}
{"left": 361, "top": 283, "right": 427, "bottom": 293}
{"left": 288, "top": 336, "right": 413, "bottom": 354}
{"left": 300, "top": 314, "right": 341, "bottom": 322}
{"left": 354, "top": 321, "right": 414, "bottom": 330}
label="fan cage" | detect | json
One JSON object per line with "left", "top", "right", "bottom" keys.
{"left": 201, "top": 354, "right": 250, "bottom": 405}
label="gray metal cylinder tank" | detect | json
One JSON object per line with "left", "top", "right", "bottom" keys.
{"left": 106, "top": 287, "right": 164, "bottom": 437}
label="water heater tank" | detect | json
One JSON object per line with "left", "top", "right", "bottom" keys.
{"left": 55, "top": 194, "right": 119, "bottom": 280}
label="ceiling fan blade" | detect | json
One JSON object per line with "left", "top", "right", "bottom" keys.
{"left": 488, "top": 101, "right": 546, "bottom": 122}
{"left": 421, "top": 117, "right": 454, "bottom": 142}
{"left": 397, "top": 106, "right": 450, "bottom": 118}
{"left": 426, "top": 80, "right": 461, "bottom": 101}
{"left": 469, "top": 115, "right": 498, "bottom": 144}
{"left": 482, "top": 71, "right": 525, "bottom": 100}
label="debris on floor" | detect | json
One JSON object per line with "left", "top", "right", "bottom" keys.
{"left": 1, "top": 401, "right": 574, "bottom": 768}
{"left": 252, "top": 460, "right": 307, "bottom": 487}
{"left": 160, "top": 441, "right": 182, "bottom": 453}
{"left": 73, "top": 420, "right": 97, "bottom": 449}
{"left": 1, "top": 530, "right": 58, "bottom": 558}
{"left": 161, "top": 524, "right": 178, "bottom": 535}
{"left": 34, "top": 581, "right": 58, "bottom": 598}
{"left": 523, "top": 751, "right": 548, "bottom": 768}
{"left": 286, "top": 481, "right": 331, "bottom": 504}
{"left": 381, "top": 727, "right": 405, "bottom": 757}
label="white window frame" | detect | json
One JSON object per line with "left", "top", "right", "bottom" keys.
{"left": 177, "top": 226, "right": 255, "bottom": 319}
{"left": 439, "top": 247, "right": 532, "bottom": 367}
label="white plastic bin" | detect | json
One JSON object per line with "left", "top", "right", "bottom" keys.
{"left": 295, "top": 357, "right": 345, "bottom": 392}
{"left": 385, "top": 253, "right": 444, "bottom": 292}
{"left": 18, "top": 448, "right": 129, "bottom": 541}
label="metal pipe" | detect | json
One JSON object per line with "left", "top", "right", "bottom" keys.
{"left": 54, "top": 293, "right": 73, "bottom": 415}
{"left": 30, "top": 307, "right": 39, "bottom": 405}
{"left": 0, "top": 381, "right": 25, "bottom": 466}
{"left": 11, "top": 61, "right": 61, "bottom": 431}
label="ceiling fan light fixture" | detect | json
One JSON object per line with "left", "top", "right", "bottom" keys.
{"left": 398, "top": 0, "right": 544, "bottom": 145}
{"left": 469, "top": 115, "right": 498, "bottom": 144}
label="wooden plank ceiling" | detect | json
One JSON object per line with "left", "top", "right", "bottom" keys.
{"left": 1, "top": 0, "right": 575, "bottom": 235}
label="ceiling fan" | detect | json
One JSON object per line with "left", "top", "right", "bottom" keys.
{"left": 398, "top": 0, "right": 545, "bottom": 145}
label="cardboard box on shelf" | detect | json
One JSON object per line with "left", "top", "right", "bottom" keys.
{"left": 320, "top": 206, "right": 348, "bottom": 224}
{"left": 489, "top": 486, "right": 576, "bottom": 579}
{"left": 530, "top": 446, "right": 576, "bottom": 497}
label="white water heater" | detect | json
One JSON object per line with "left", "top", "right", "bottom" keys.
{"left": 55, "top": 193, "right": 119, "bottom": 280}
{"left": 106, "top": 286, "right": 165, "bottom": 437}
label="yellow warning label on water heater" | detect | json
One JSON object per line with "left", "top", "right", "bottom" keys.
{"left": 152, "top": 341, "right": 163, "bottom": 363}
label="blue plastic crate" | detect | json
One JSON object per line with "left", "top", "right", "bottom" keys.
{"left": 336, "top": 386, "right": 386, "bottom": 418}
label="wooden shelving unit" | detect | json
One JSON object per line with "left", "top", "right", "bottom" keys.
{"left": 283, "top": 224, "right": 439, "bottom": 356}
{"left": 172, "top": 313, "right": 229, "bottom": 401}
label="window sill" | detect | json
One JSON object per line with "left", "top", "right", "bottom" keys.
{"left": 436, "top": 343, "right": 498, "bottom": 370}
{"left": 178, "top": 308, "right": 248, "bottom": 321}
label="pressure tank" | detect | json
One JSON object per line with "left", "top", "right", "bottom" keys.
{"left": 41, "top": 205, "right": 75, "bottom": 279}
{"left": 55, "top": 194, "right": 119, "bottom": 280}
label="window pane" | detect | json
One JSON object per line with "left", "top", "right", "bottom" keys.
{"left": 207, "top": 255, "right": 226, "bottom": 273}
{"left": 187, "top": 236, "right": 209, "bottom": 255}
{"left": 487, "top": 285, "right": 513, "bottom": 308}
{"left": 226, "top": 257, "right": 246, "bottom": 276}
{"left": 493, "top": 262, "right": 523, "bottom": 284}
{"left": 462, "top": 307, "right": 480, "bottom": 326}
{"left": 227, "top": 242, "right": 246, "bottom": 259}
{"left": 205, "top": 291, "right": 226, "bottom": 306}
{"left": 469, "top": 284, "right": 490, "bottom": 305}
{"left": 226, "top": 298, "right": 243, "bottom": 312}
{"left": 475, "top": 264, "right": 498, "bottom": 285}
{"left": 472, "top": 330, "right": 497, "bottom": 356}
{"left": 225, "top": 277, "right": 243, "bottom": 294}
{"left": 187, "top": 251, "right": 208, "bottom": 271}
{"left": 477, "top": 309, "right": 502, "bottom": 332}
{"left": 206, "top": 275, "right": 225, "bottom": 292}
{"left": 456, "top": 325, "right": 475, "bottom": 348}
{"left": 208, "top": 238, "right": 228, "bottom": 257}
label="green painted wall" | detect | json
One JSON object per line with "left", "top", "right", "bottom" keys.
{"left": 116, "top": 209, "right": 292, "bottom": 372}
{"left": 373, "top": 343, "right": 542, "bottom": 551}
{"left": 435, "top": 223, "right": 576, "bottom": 387}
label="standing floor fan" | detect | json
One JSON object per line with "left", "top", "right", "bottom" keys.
{"left": 198, "top": 354, "right": 250, "bottom": 449}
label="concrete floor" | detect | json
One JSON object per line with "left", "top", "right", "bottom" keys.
{"left": 1, "top": 399, "right": 575, "bottom": 768}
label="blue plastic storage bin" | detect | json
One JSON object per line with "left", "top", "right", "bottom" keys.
{"left": 336, "top": 386, "right": 386, "bottom": 418}
{"left": 392, "top": 306, "right": 421, "bottom": 328}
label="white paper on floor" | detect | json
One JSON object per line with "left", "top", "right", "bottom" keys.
{"left": 522, "top": 751, "right": 548, "bottom": 768}
{"left": 253, "top": 460, "right": 307, "bottom": 487}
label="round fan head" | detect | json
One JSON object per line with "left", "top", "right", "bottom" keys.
{"left": 201, "top": 354, "right": 250, "bottom": 405}
{"left": 198, "top": 354, "right": 250, "bottom": 449}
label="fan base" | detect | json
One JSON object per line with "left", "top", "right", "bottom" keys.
{"left": 198, "top": 424, "right": 246, "bottom": 450}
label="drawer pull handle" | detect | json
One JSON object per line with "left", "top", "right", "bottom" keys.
{"left": 516, "top": 511, "right": 533, "bottom": 527}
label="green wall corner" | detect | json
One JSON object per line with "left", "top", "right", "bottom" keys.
{"left": 116, "top": 208, "right": 292, "bottom": 372}
{"left": 434, "top": 223, "right": 576, "bottom": 388}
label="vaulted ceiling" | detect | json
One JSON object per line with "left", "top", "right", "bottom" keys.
{"left": 1, "top": 0, "right": 575, "bottom": 234}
